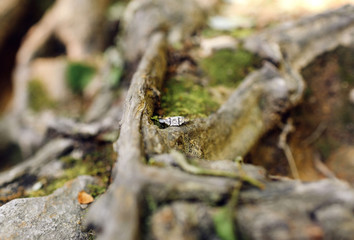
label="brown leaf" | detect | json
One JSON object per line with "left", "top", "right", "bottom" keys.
{"left": 78, "top": 190, "right": 94, "bottom": 204}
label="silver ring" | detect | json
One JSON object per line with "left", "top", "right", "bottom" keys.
{"left": 159, "top": 116, "right": 187, "bottom": 127}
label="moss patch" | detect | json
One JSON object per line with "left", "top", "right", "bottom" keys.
{"left": 28, "top": 79, "right": 56, "bottom": 112}
{"left": 66, "top": 62, "right": 96, "bottom": 95}
{"left": 27, "top": 144, "right": 114, "bottom": 198}
{"left": 200, "top": 49, "right": 259, "bottom": 87}
{"left": 87, "top": 184, "right": 106, "bottom": 199}
{"left": 160, "top": 77, "right": 219, "bottom": 118}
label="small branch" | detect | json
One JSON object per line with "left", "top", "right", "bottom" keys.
{"left": 278, "top": 118, "right": 300, "bottom": 180}
{"left": 313, "top": 153, "right": 338, "bottom": 180}
{"left": 171, "top": 151, "right": 264, "bottom": 189}
{"left": 302, "top": 122, "right": 327, "bottom": 146}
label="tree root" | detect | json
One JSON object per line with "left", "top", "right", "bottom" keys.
{"left": 86, "top": 3, "right": 354, "bottom": 240}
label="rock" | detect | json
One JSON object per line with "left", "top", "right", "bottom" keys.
{"left": 151, "top": 202, "right": 218, "bottom": 240}
{"left": 0, "top": 175, "right": 97, "bottom": 240}
{"left": 237, "top": 179, "right": 354, "bottom": 240}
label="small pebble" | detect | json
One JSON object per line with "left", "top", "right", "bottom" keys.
{"left": 32, "top": 182, "right": 43, "bottom": 191}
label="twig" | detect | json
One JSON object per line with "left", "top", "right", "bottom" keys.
{"left": 302, "top": 122, "right": 327, "bottom": 146}
{"left": 171, "top": 151, "right": 264, "bottom": 189}
{"left": 313, "top": 153, "right": 338, "bottom": 180}
{"left": 278, "top": 118, "right": 300, "bottom": 180}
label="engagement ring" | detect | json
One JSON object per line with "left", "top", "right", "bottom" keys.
{"left": 159, "top": 116, "right": 187, "bottom": 127}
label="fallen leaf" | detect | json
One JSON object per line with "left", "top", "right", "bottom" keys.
{"left": 78, "top": 190, "right": 94, "bottom": 204}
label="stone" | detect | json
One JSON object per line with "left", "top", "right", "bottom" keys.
{"left": 151, "top": 202, "right": 218, "bottom": 240}
{"left": 0, "top": 175, "right": 97, "bottom": 240}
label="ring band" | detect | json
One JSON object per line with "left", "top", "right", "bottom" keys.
{"left": 159, "top": 116, "right": 186, "bottom": 127}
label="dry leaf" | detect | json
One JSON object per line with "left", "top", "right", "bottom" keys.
{"left": 78, "top": 190, "right": 94, "bottom": 204}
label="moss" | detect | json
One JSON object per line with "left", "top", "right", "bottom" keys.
{"left": 201, "top": 29, "right": 225, "bottom": 38}
{"left": 107, "top": 66, "right": 123, "bottom": 87}
{"left": 66, "top": 62, "right": 96, "bottom": 95}
{"left": 160, "top": 77, "right": 220, "bottom": 118}
{"left": 200, "top": 49, "right": 259, "bottom": 87}
{"left": 28, "top": 79, "right": 56, "bottom": 112}
{"left": 202, "top": 28, "right": 255, "bottom": 39}
{"left": 87, "top": 184, "right": 106, "bottom": 199}
{"left": 230, "top": 28, "right": 255, "bottom": 38}
{"left": 145, "top": 194, "right": 158, "bottom": 213}
{"left": 87, "top": 229, "right": 96, "bottom": 240}
{"left": 27, "top": 144, "right": 114, "bottom": 198}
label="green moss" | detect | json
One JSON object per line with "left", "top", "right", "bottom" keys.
{"left": 87, "top": 229, "right": 96, "bottom": 240}
{"left": 200, "top": 49, "right": 258, "bottom": 87}
{"left": 160, "top": 77, "right": 220, "bottom": 118}
{"left": 87, "top": 184, "right": 106, "bottom": 199}
{"left": 230, "top": 28, "right": 255, "bottom": 38}
{"left": 201, "top": 29, "right": 225, "bottom": 38}
{"left": 66, "top": 62, "right": 96, "bottom": 95}
{"left": 107, "top": 66, "right": 123, "bottom": 87}
{"left": 202, "top": 28, "right": 255, "bottom": 39}
{"left": 27, "top": 144, "right": 114, "bottom": 198}
{"left": 145, "top": 194, "right": 158, "bottom": 213}
{"left": 28, "top": 79, "right": 56, "bottom": 112}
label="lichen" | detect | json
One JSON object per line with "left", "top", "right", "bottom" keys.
{"left": 28, "top": 79, "right": 56, "bottom": 112}
{"left": 159, "top": 77, "right": 220, "bottom": 119}
{"left": 199, "top": 49, "right": 259, "bottom": 87}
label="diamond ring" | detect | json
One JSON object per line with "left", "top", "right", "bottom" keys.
{"left": 159, "top": 116, "right": 187, "bottom": 127}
